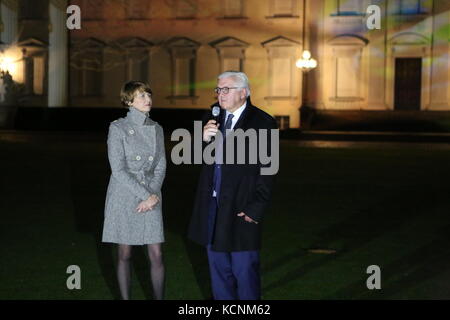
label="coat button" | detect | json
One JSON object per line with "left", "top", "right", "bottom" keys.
{"left": 129, "top": 129, "right": 135, "bottom": 135}
{"left": 136, "top": 155, "right": 141, "bottom": 161}
{"left": 141, "top": 181, "right": 145, "bottom": 185}
{"left": 148, "top": 156, "right": 153, "bottom": 161}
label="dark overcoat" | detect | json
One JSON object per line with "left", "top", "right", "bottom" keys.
{"left": 188, "top": 99, "right": 278, "bottom": 252}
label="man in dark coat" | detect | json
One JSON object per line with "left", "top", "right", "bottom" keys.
{"left": 188, "top": 71, "right": 278, "bottom": 300}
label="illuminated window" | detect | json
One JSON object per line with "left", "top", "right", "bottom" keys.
{"left": 120, "top": 38, "right": 153, "bottom": 82}
{"left": 174, "top": 58, "right": 192, "bottom": 96}
{"left": 262, "top": 36, "right": 300, "bottom": 99}
{"left": 81, "top": 53, "right": 103, "bottom": 96}
{"left": 210, "top": 37, "right": 249, "bottom": 73}
{"left": 70, "top": 38, "right": 105, "bottom": 97}
{"left": 224, "top": 0, "right": 244, "bottom": 18}
{"left": 125, "top": 52, "right": 149, "bottom": 82}
{"left": 336, "top": 56, "right": 359, "bottom": 97}
{"left": 18, "top": 38, "right": 48, "bottom": 96}
{"left": 337, "top": 0, "right": 363, "bottom": 16}
{"left": 272, "top": 0, "right": 296, "bottom": 17}
{"left": 399, "top": 0, "right": 425, "bottom": 15}
{"left": 166, "top": 37, "right": 200, "bottom": 100}
{"left": 175, "top": 0, "right": 197, "bottom": 19}
{"left": 33, "top": 56, "right": 45, "bottom": 95}
{"left": 19, "top": 0, "right": 48, "bottom": 20}
{"left": 1, "top": 1, "right": 19, "bottom": 45}
{"left": 272, "top": 57, "right": 291, "bottom": 96}
{"left": 275, "top": 115, "right": 290, "bottom": 129}
{"left": 82, "top": 0, "right": 104, "bottom": 20}
{"left": 23, "top": 56, "right": 46, "bottom": 96}
{"left": 328, "top": 35, "right": 368, "bottom": 101}
{"left": 223, "top": 58, "right": 240, "bottom": 71}
{"left": 127, "top": 0, "right": 151, "bottom": 20}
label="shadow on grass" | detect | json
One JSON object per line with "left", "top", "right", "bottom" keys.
{"left": 69, "top": 155, "right": 211, "bottom": 299}
{"left": 325, "top": 218, "right": 450, "bottom": 299}
{"left": 69, "top": 157, "right": 121, "bottom": 299}
{"left": 261, "top": 186, "right": 435, "bottom": 297}
{"left": 163, "top": 162, "right": 212, "bottom": 299}
{"left": 69, "top": 156, "right": 155, "bottom": 300}
{"left": 183, "top": 238, "right": 212, "bottom": 299}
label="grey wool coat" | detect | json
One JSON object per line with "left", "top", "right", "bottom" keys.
{"left": 102, "top": 107, "right": 166, "bottom": 245}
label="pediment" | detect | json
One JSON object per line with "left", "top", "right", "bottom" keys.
{"left": 166, "top": 37, "right": 201, "bottom": 48}
{"left": 261, "top": 36, "right": 301, "bottom": 47}
{"left": 118, "top": 37, "right": 154, "bottom": 49}
{"left": 328, "top": 35, "right": 368, "bottom": 46}
{"left": 72, "top": 37, "right": 107, "bottom": 49}
{"left": 389, "top": 33, "right": 429, "bottom": 45}
{"left": 18, "top": 38, "right": 48, "bottom": 48}
{"left": 210, "top": 37, "right": 249, "bottom": 48}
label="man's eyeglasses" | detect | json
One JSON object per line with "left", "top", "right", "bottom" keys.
{"left": 214, "top": 87, "right": 242, "bottom": 94}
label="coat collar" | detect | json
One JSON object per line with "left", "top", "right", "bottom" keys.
{"left": 127, "top": 107, "right": 154, "bottom": 126}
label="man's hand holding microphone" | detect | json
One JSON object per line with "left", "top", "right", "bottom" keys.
{"left": 203, "top": 105, "right": 221, "bottom": 143}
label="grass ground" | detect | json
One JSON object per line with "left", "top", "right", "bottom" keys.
{"left": 1, "top": 135, "right": 450, "bottom": 300}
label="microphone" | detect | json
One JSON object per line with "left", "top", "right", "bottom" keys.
{"left": 212, "top": 104, "right": 220, "bottom": 122}
{"left": 210, "top": 104, "right": 221, "bottom": 142}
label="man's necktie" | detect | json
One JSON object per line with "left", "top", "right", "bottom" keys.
{"left": 213, "top": 113, "right": 234, "bottom": 199}
{"left": 223, "top": 113, "right": 234, "bottom": 132}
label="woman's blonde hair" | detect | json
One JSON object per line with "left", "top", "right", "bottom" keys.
{"left": 120, "top": 81, "right": 153, "bottom": 107}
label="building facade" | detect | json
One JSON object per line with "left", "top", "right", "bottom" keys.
{"left": 0, "top": 0, "right": 449, "bottom": 129}
{"left": 309, "top": 0, "right": 450, "bottom": 113}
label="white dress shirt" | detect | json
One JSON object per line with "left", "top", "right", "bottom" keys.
{"left": 225, "top": 101, "right": 247, "bottom": 130}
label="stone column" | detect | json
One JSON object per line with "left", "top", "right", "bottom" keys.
{"left": 0, "top": 0, "right": 19, "bottom": 128}
{"left": 308, "top": 0, "right": 325, "bottom": 110}
{"left": 48, "top": 0, "right": 68, "bottom": 107}
{"left": 428, "top": 0, "right": 450, "bottom": 109}
{"left": 0, "top": 0, "right": 18, "bottom": 44}
{"left": 367, "top": 0, "right": 388, "bottom": 110}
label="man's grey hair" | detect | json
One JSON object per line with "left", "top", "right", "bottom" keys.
{"left": 218, "top": 71, "right": 251, "bottom": 97}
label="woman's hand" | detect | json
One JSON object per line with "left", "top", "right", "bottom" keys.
{"left": 136, "top": 194, "right": 160, "bottom": 213}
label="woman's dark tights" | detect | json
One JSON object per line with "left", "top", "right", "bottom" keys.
{"left": 117, "top": 243, "right": 165, "bottom": 300}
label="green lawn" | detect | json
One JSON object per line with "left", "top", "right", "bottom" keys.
{"left": 1, "top": 135, "right": 450, "bottom": 300}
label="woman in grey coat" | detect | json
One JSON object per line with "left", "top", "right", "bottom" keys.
{"left": 102, "top": 81, "right": 166, "bottom": 300}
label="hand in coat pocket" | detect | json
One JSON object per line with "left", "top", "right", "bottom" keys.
{"left": 237, "top": 212, "right": 258, "bottom": 224}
